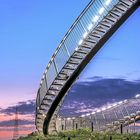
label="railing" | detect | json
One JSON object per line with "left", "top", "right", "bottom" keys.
{"left": 56, "top": 95, "right": 140, "bottom": 133}
{"left": 36, "top": 0, "right": 120, "bottom": 107}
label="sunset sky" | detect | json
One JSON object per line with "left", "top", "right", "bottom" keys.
{"left": 0, "top": 0, "right": 140, "bottom": 140}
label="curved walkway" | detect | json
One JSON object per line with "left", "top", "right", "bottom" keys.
{"left": 36, "top": 0, "right": 140, "bottom": 135}
{"left": 56, "top": 95, "right": 140, "bottom": 133}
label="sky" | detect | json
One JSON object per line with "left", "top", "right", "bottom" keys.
{"left": 79, "top": 7, "right": 140, "bottom": 81}
{"left": 0, "top": 0, "right": 90, "bottom": 139}
{"left": 0, "top": 0, "right": 140, "bottom": 140}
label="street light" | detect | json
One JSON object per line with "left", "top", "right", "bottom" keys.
{"left": 130, "top": 113, "right": 136, "bottom": 133}
{"left": 86, "top": 113, "right": 90, "bottom": 116}
{"left": 124, "top": 116, "right": 131, "bottom": 133}
{"left": 118, "top": 118, "right": 125, "bottom": 134}
{"left": 93, "top": 15, "right": 99, "bottom": 22}
{"left": 88, "top": 23, "right": 93, "bottom": 31}
{"left": 101, "top": 107, "right": 107, "bottom": 111}
{"left": 99, "top": 7, "right": 105, "bottom": 15}
{"left": 81, "top": 114, "right": 85, "bottom": 118}
{"left": 96, "top": 109, "right": 101, "bottom": 113}
{"left": 135, "top": 94, "right": 140, "bottom": 98}
{"left": 105, "top": 0, "right": 112, "bottom": 6}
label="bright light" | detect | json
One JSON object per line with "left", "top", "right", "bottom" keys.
{"left": 48, "top": 63, "right": 50, "bottom": 68}
{"left": 112, "top": 103, "right": 117, "bottom": 107}
{"left": 118, "top": 101, "right": 123, "bottom": 105}
{"left": 107, "top": 105, "right": 112, "bottom": 109}
{"left": 99, "top": 7, "right": 105, "bottom": 15}
{"left": 42, "top": 75, "right": 45, "bottom": 79}
{"left": 75, "top": 47, "right": 79, "bottom": 51}
{"left": 78, "top": 39, "right": 83, "bottom": 45}
{"left": 91, "top": 112, "right": 95, "bottom": 115}
{"left": 51, "top": 58, "right": 53, "bottom": 61}
{"left": 130, "top": 113, "right": 136, "bottom": 118}
{"left": 123, "top": 99, "right": 127, "bottom": 103}
{"left": 67, "top": 118, "right": 71, "bottom": 120}
{"left": 97, "top": 109, "right": 101, "bottom": 113}
{"left": 81, "top": 114, "right": 85, "bottom": 118}
{"left": 101, "top": 107, "right": 106, "bottom": 111}
{"left": 83, "top": 32, "right": 88, "bottom": 38}
{"left": 88, "top": 23, "right": 93, "bottom": 31}
{"left": 135, "top": 94, "right": 140, "bottom": 98}
{"left": 105, "top": 0, "right": 112, "bottom": 6}
{"left": 86, "top": 113, "right": 90, "bottom": 116}
{"left": 93, "top": 15, "right": 99, "bottom": 22}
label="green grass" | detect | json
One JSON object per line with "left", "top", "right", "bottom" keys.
{"left": 18, "top": 129, "right": 140, "bottom": 140}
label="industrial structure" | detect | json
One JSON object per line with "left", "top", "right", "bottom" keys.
{"left": 12, "top": 106, "right": 19, "bottom": 140}
{"left": 35, "top": 0, "right": 140, "bottom": 135}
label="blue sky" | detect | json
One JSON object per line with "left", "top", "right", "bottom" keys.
{"left": 0, "top": 0, "right": 139, "bottom": 109}
{"left": 0, "top": 1, "right": 91, "bottom": 139}
{"left": 0, "top": 0, "right": 90, "bottom": 107}
{"left": 79, "top": 7, "right": 140, "bottom": 81}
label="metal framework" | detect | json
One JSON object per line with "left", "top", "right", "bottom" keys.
{"left": 36, "top": 0, "right": 140, "bottom": 135}
{"left": 56, "top": 95, "right": 140, "bottom": 133}
{"left": 12, "top": 106, "right": 19, "bottom": 140}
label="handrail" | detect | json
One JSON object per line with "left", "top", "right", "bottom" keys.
{"left": 37, "top": 0, "right": 120, "bottom": 108}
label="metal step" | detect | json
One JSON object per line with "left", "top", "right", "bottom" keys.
{"left": 61, "top": 69, "right": 74, "bottom": 75}
{"left": 73, "top": 51, "right": 86, "bottom": 58}
{"left": 106, "top": 14, "right": 117, "bottom": 23}
{"left": 119, "top": 1, "right": 131, "bottom": 9}
{"left": 46, "top": 90, "right": 58, "bottom": 96}
{"left": 75, "top": 49, "right": 88, "bottom": 55}
{"left": 81, "top": 44, "right": 93, "bottom": 49}
{"left": 95, "top": 27, "right": 107, "bottom": 34}
{"left": 90, "top": 32, "right": 102, "bottom": 39}
{"left": 41, "top": 99, "right": 52, "bottom": 106}
{"left": 49, "top": 86, "right": 60, "bottom": 91}
{"left": 71, "top": 55, "right": 84, "bottom": 60}
{"left": 120, "top": 0, "right": 133, "bottom": 7}
{"left": 37, "top": 119, "right": 44, "bottom": 124}
{"left": 115, "top": 3, "right": 128, "bottom": 12}
{"left": 54, "top": 79, "right": 66, "bottom": 84}
{"left": 38, "top": 127, "right": 43, "bottom": 132}
{"left": 52, "top": 82, "right": 64, "bottom": 86}
{"left": 50, "top": 84, "right": 62, "bottom": 90}
{"left": 88, "top": 34, "right": 100, "bottom": 41}
{"left": 44, "top": 94, "right": 55, "bottom": 100}
{"left": 100, "top": 21, "right": 113, "bottom": 28}
{"left": 64, "top": 64, "right": 77, "bottom": 70}
{"left": 113, "top": 7, "right": 125, "bottom": 14}
{"left": 103, "top": 18, "right": 116, "bottom": 26}
{"left": 78, "top": 47, "right": 91, "bottom": 54}
{"left": 37, "top": 114, "right": 46, "bottom": 119}
{"left": 111, "top": 9, "right": 123, "bottom": 17}
{"left": 68, "top": 60, "right": 79, "bottom": 65}
{"left": 43, "top": 98, "right": 53, "bottom": 103}
{"left": 37, "top": 123, "right": 43, "bottom": 127}
{"left": 38, "top": 109, "right": 45, "bottom": 114}
{"left": 85, "top": 38, "right": 98, "bottom": 44}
